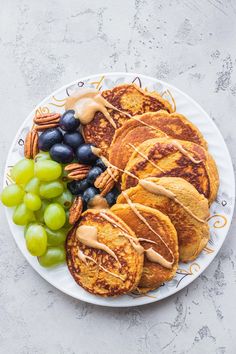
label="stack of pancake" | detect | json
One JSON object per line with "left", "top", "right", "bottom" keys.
{"left": 66, "top": 83, "right": 219, "bottom": 297}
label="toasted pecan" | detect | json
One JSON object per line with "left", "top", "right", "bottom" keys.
{"left": 24, "top": 129, "right": 39, "bottom": 159}
{"left": 69, "top": 196, "right": 83, "bottom": 224}
{"left": 34, "top": 123, "right": 60, "bottom": 131}
{"left": 100, "top": 180, "right": 115, "bottom": 197}
{"left": 33, "top": 113, "right": 61, "bottom": 131}
{"left": 34, "top": 112, "right": 61, "bottom": 124}
{"left": 95, "top": 167, "right": 120, "bottom": 196}
{"left": 65, "top": 163, "right": 91, "bottom": 180}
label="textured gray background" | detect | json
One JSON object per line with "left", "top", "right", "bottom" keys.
{"left": 0, "top": 1, "right": 236, "bottom": 353}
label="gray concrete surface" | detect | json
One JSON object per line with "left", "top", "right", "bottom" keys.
{"left": 0, "top": 0, "right": 236, "bottom": 353}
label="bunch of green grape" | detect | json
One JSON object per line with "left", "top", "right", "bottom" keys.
{"left": 1, "top": 152, "right": 73, "bottom": 268}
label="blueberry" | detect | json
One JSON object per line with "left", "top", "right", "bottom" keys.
{"left": 87, "top": 167, "right": 103, "bottom": 184}
{"left": 105, "top": 188, "right": 120, "bottom": 206}
{"left": 67, "top": 181, "right": 82, "bottom": 195}
{"left": 59, "top": 110, "right": 80, "bottom": 132}
{"left": 94, "top": 158, "right": 107, "bottom": 171}
{"left": 50, "top": 143, "right": 74, "bottom": 164}
{"left": 77, "top": 178, "right": 90, "bottom": 192}
{"left": 76, "top": 143, "right": 98, "bottom": 165}
{"left": 63, "top": 131, "right": 84, "bottom": 150}
{"left": 67, "top": 179, "right": 89, "bottom": 195}
{"left": 38, "top": 128, "right": 63, "bottom": 151}
{"left": 83, "top": 187, "right": 99, "bottom": 204}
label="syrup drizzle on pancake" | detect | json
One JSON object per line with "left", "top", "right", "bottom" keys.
{"left": 100, "top": 210, "right": 173, "bottom": 269}
{"left": 121, "top": 191, "right": 174, "bottom": 268}
{"left": 129, "top": 115, "right": 168, "bottom": 135}
{"left": 128, "top": 143, "right": 165, "bottom": 172}
{"left": 139, "top": 179, "right": 206, "bottom": 223}
{"left": 78, "top": 249, "right": 125, "bottom": 281}
{"left": 65, "top": 88, "right": 131, "bottom": 129}
{"left": 91, "top": 147, "right": 139, "bottom": 181}
{"left": 171, "top": 140, "right": 202, "bottom": 164}
{"left": 128, "top": 140, "right": 201, "bottom": 176}
{"left": 76, "top": 225, "right": 121, "bottom": 267}
{"left": 118, "top": 232, "right": 173, "bottom": 269}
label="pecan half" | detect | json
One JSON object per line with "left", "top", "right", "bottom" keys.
{"left": 24, "top": 129, "right": 39, "bottom": 159}
{"left": 64, "top": 163, "right": 91, "bottom": 180}
{"left": 94, "top": 167, "right": 120, "bottom": 196}
{"left": 33, "top": 113, "right": 61, "bottom": 131}
{"left": 69, "top": 196, "right": 83, "bottom": 224}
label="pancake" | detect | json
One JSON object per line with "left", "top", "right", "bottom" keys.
{"left": 109, "top": 110, "right": 208, "bottom": 171}
{"left": 83, "top": 84, "right": 173, "bottom": 157}
{"left": 66, "top": 209, "right": 144, "bottom": 297}
{"left": 111, "top": 203, "right": 179, "bottom": 293}
{"left": 122, "top": 137, "right": 219, "bottom": 204}
{"left": 117, "top": 177, "right": 210, "bottom": 262}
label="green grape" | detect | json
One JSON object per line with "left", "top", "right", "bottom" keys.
{"left": 34, "top": 160, "right": 62, "bottom": 181}
{"left": 11, "top": 159, "right": 34, "bottom": 185}
{"left": 24, "top": 193, "right": 42, "bottom": 211}
{"left": 13, "top": 203, "right": 34, "bottom": 225}
{"left": 34, "top": 151, "right": 51, "bottom": 162}
{"left": 38, "top": 246, "right": 66, "bottom": 267}
{"left": 53, "top": 189, "right": 73, "bottom": 209}
{"left": 1, "top": 184, "right": 24, "bottom": 207}
{"left": 45, "top": 227, "right": 68, "bottom": 246}
{"left": 44, "top": 203, "right": 66, "bottom": 230}
{"left": 39, "top": 181, "right": 64, "bottom": 199}
{"left": 24, "top": 222, "right": 38, "bottom": 237}
{"left": 34, "top": 200, "right": 49, "bottom": 223}
{"left": 25, "top": 177, "right": 40, "bottom": 195}
{"left": 25, "top": 224, "right": 47, "bottom": 256}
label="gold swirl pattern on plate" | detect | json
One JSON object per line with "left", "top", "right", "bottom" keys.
{"left": 207, "top": 214, "right": 227, "bottom": 228}
{"left": 175, "top": 263, "right": 200, "bottom": 288}
{"left": 6, "top": 166, "right": 14, "bottom": 185}
{"left": 49, "top": 96, "right": 67, "bottom": 108}
{"left": 177, "top": 262, "right": 200, "bottom": 276}
{"left": 35, "top": 106, "right": 50, "bottom": 116}
{"left": 161, "top": 89, "right": 176, "bottom": 111}
{"left": 89, "top": 75, "right": 105, "bottom": 90}
{"left": 203, "top": 246, "right": 214, "bottom": 254}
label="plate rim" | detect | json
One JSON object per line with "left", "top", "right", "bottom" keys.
{"left": 3, "top": 71, "right": 235, "bottom": 307}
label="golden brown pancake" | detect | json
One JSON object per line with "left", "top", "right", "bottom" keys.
{"left": 109, "top": 110, "right": 208, "bottom": 171}
{"left": 111, "top": 203, "right": 179, "bottom": 293}
{"left": 122, "top": 137, "right": 219, "bottom": 204}
{"left": 83, "top": 84, "right": 173, "bottom": 157}
{"left": 66, "top": 209, "right": 143, "bottom": 297}
{"left": 117, "top": 177, "right": 210, "bottom": 262}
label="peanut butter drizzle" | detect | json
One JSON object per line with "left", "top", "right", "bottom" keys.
{"left": 76, "top": 225, "right": 121, "bottom": 266}
{"left": 118, "top": 232, "right": 172, "bottom": 269}
{"left": 65, "top": 88, "right": 130, "bottom": 129}
{"left": 118, "top": 233, "right": 145, "bottom": 255}
{"left": 78, "top": 249, "right": 125, "bottom": 281}
{"left": 171, "top": 140, "right": 202, "bottom": 164}
{"left": 121, "top": 191, "right": 175, "bottom": 265}
{"left": 145, "top": 248, "right": 173, "bottom": 269}
{"left": 99, "top": 212, "right": 130, "bottom": 234}
{"left": 91, "top": 147, "right": 139, "bottom": 181}
{"left": 130, "top": 115, "right": 168, "bottom": 136}
{"left": 119, "top": 232, "right": 157, "bottom": 253}
{"left": 100, "top": 211, "right": 174, "bottom": 269}
{"left": 128, "top": 143, "right": 165, "bottom": 172}
{"left": 139, "top": 179, "right": 206, "bottom": 223}
{"left": 87, "top": 195, "right": 109, "bottom": 210}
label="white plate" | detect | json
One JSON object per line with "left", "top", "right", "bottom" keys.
{"left": 4, "top": 73, "right": 235, "bottom": 307}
